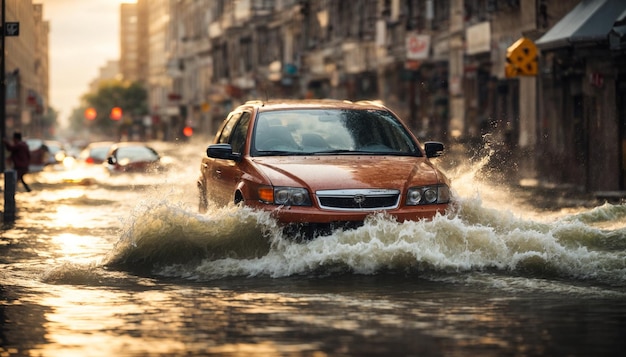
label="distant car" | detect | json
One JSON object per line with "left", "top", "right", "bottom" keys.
{"left": 78, "top": 141, "right": 115, "bottom": 165}
{"left": 43, "top": 140, "right": 68, "bottom": 165}
{"left": 25, "top": 138, "right": 69, "bottom": 165}
{"left": 197, "top": 99, "right": 452, "bottom": 237}
{"left": 104, "top": 142, "right": 165, "bottom": 174}
{"left": 25, "top": 138, "right": 52, "bottom": 171}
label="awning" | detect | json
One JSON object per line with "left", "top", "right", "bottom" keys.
{"left": 536, "top": 0, "right": 626, "bottom": 50}
{"left": 609, "top": 8, "right": 626, "bottom": 49}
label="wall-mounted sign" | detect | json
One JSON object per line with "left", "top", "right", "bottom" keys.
{"left": 4, "top": 22, "right": 19, "bottom": 36}
{"left": 406, "top": 33, "right": 430, "bottom": 60}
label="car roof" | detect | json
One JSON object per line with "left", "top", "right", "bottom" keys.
{"left": 108, "top": 142, "right": 159, "bottom": 155}
{"left": 44, "top": 140, "right": 65, "bottom": 148}
{"left": 234, "top": 99, "right": 390, "bottom": 113}
{"left": 86, "top": 141, "right": 115, "bottom": 147}
{"left": 25, "top": 138, "right": 44, "bottom": 150}
{"left": 109, "top": 142, "right": 152, "bottom": 149}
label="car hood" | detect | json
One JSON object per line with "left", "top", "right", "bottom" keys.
{"left": 251, "top": 155, "right": 446, "bottom": 191}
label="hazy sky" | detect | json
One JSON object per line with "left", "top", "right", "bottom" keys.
{"left": 35, "top": 0, "right": 136, "bottom": 126}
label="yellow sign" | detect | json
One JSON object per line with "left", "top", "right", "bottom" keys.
{"left": 506, "top": 37, "right": 538, "bottom": 78}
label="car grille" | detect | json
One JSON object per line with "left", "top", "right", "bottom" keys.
{"left": 316, "top": 189, "right": 400, "bottom": 210}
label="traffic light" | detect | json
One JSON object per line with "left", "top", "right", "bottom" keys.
{"left": 84, "top": 107, "right": 97, "bottom": 120}
{"left": 506, "top": 37, "right": 538, "bottom": 78}
{"left": 110, "top": 107, "right": 123, "bottom": 120}
{"left": 183, "top": 126, "right": 193, "bottom": 137}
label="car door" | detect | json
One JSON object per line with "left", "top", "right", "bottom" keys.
{"left": 202, "top": 111, "right": 251, "bottom": 205}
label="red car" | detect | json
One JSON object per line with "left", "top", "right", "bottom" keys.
{"left": 198, "top": 99, "right": 451, "bottom": 237}
{"left": 78, "top": 141, "right": 115, "bottom": 165}
{"left": 104, "top": 142, "right": 164, "bottom": 174}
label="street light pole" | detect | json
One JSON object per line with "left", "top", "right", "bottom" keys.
{"left": 1, "top": 0, "right": 6, "bottom": 173}
{"left": 0, "top": 0, "right": 16, "bottom": 223}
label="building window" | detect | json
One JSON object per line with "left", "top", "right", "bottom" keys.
{"left": 252, "top": 0, "right": 274, "bottom": 11}
{"left": 240, "top": 37, "right": 253, "bottom": 73}
{"left": 432, "top": 0, "right": 450, "bottom": 30}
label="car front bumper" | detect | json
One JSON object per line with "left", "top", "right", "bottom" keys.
{"left": 246, "top": 200, "right": 449, "bottom": 224}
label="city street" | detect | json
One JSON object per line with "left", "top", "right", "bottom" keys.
{"left": 1, "top": 1, "right": 625, "bottom": 354}
{"left": 1, "top": 138, "right": 626, "bottom": 356}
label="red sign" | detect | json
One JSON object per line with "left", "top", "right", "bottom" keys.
{"left": 589, "top": 72, "right": 604, "bottom": 88}
{"left": 405, "top": 60, "right": 421, "bottom": 70}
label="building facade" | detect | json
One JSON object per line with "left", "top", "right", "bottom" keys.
{"left": 4, "top": 0, "right": 50, "bottom": 138}
{"left": 88, "top": 60, "right": 120, "bottom": 94}
{"left": 120, "top": 3, "right": 139, "bottom": 83}
{"left": 536, "top": 0, "right": 626, "bottom": 193}
{"left": 119, "top": 0, "right": 625, "bottom": 193}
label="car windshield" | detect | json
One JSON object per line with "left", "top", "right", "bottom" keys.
{"left": 26, "top": 139, "right": 44, "bottom": 151}
{"left": 45, "top": 142, "right": 63, "bottom": 154}
{"left": 89, "top": 146, "right": 112, "bottom": 160}
{"left": 251, "top": 109, "right": 420, "bottom": 156}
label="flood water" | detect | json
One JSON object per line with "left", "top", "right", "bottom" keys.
{"left": 1, "top": 139, "right": 626, "bottom": 356}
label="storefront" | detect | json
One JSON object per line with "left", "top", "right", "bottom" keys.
{"left": 536, "top": 0, "right": 626, "bottom": 192}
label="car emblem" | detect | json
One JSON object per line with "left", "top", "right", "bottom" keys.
{"left": 353, "top": 194, "right": 366, "bottom": 204}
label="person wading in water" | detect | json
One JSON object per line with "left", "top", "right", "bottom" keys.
{"left": 3, "top": 132, "right": 32, "bottom": 192}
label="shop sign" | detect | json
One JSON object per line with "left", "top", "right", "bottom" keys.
{"left": 406, "top": 33, "right": 430, "bottom": 60}
{"left": 4, "top": 22, "right": 19, "bottom": 36}
{"left": 466, "top": 22, "right": 491, "bottom": 55}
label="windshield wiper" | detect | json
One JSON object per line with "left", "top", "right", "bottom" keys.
{"left": 256, "top": 149, "right": 415, "bottom": 157}
{"left": 310, "top": 149, "right": 363, "bottom": 155}
{"left": 256, "top": 150, "right": 295, "bottom": 156}
{"left": 309, "top": 149, "right": 398, "bottom": 155}
{"left": 311, "top": 149, "right": 418, "bottom": 156}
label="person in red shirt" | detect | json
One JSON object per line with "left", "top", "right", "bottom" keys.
{"left": 3, "top": 132, "right": 32, "bottom": 192}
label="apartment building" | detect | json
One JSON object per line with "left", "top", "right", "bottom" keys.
{"left": 120, "top": 3, "right": 139, "bottom": 83}
{"left": 3, "top": 0, "right": 50, "bottom": 138}
{"left": 88, "top": 60, "right": 120, "bottom": 94}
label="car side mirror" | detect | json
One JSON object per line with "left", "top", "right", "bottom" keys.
{"left": 206, "top": 143, "right": 241, "bottom": 161}
{"left": 424, "top": 141, "right": 444, "bottom": 158}
{"left": 107, "top": 156, "right": 117, "bottom": 165}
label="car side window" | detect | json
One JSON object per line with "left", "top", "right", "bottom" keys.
{"left": 229, "top": 112, "right": 251, "bottom": 154}
{"left": 217, "top": 112, "right": 241, "bottom": 144}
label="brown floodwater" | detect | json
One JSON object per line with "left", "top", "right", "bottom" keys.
{"left": 1, "top": 139, "right": 626, "bottom": 356}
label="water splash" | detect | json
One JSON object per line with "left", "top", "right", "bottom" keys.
{"left": 95, "top": 141, "right": 626, "bottom": 287}
{"left": 93, "top": 191, "right": 626, "bottom": 287}
{"left": 103, "top": 196, "right": 276, "bottom": 273}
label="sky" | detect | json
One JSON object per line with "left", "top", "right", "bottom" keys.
{"left": 34, "top": 0, "right": 136, "bottom": 126}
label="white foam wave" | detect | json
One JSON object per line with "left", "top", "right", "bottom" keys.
{"left": 99, "top": 142, "right": 626, "bottom": 287}
{"left": 93, "top": 195, "right": 623, "bottom": 287}
{"left": 179, "top": 209, "right": 624, "bottom": 283}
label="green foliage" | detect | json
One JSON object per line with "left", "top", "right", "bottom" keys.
{"left": 70, "top": 80, "right": 148, "bottom": 136}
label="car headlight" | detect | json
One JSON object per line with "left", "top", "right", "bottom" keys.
{"left": 258, "top": 186, "right": 312, "bottom": 206}
{"left": 406, "top": 185, "right": 450, "bottom": 205}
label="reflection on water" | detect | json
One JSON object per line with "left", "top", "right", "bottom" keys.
{"left": 2, "top": 140, "right": 626, "bottom": 356}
